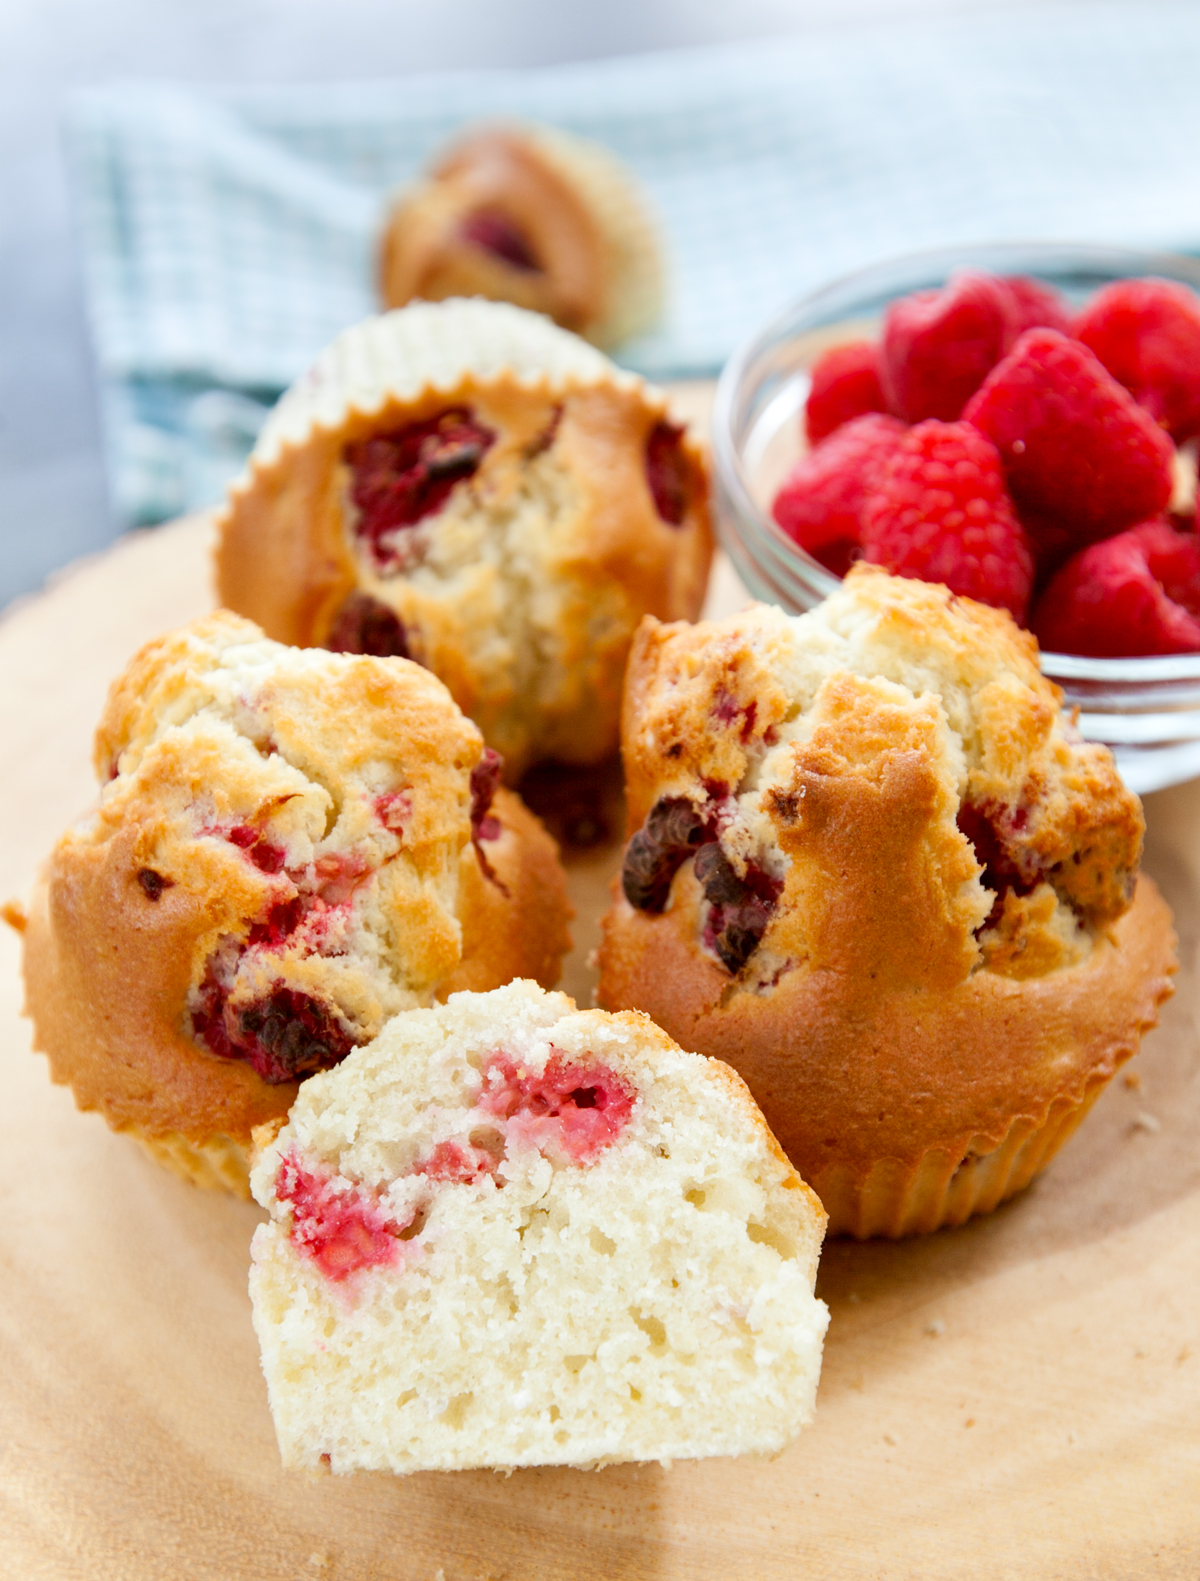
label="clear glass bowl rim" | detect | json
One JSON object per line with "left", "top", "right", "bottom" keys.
{"left": 711, "top": 240, "right": 1200, "bottom": 687}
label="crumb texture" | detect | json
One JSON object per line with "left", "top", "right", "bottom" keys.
{"left": 249, "top": 980, "right": 828, "bottom": 1472}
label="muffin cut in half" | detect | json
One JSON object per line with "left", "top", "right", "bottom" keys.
{"left": 249, "top": 980, "right": 829, "bottom": 1473}
{"left": 215, "top": 298, "right": 712, "bottom": 782}
{"left": 598, "top": 565, "right": 1177, "bottom": 1237}
{"left": 378, "top": 123, "right": 664, "bottom": 350}
{"left": 20, "top": 612, "right": 571, "bottom": 1197}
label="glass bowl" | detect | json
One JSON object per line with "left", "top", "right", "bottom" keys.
{"left": 711, "top": 242, "right": 1200, "bottom": 795}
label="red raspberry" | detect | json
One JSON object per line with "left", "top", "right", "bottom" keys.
{"left": 962, "top": 328, "right": 1175, "bottom": 548}
{"left": 880, "top": 269, "right": 1018, "bottom": 423}
{"left": 860, "top": 420, "right": 1034, "bottom": 623}
{"left": 771, "top": 413, "right": 906, "bottom": 577}
{"left": 1003, "top": 275, "right": 1072, "bottom": 336}
{"left": 1032, "top": 521, "right": 1200, "bottom": 656}
{"left": 1073, "top": 277, "right": 1200, "bottom": 443}
{"left": 1125, "top": 518, "right": 1200, "bottom": 615}
{"left": 804, "top": 341, "right": 887, "bottom": 444}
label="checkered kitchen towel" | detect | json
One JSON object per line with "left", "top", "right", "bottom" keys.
{"left": 67, "top": 0, "right": 1200, "bottom": 524}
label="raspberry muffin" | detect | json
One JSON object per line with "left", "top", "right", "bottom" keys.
{"left": 21, "top": 612, "right": 571, "bottom": 1198}
{"left": 378, "top": 124, "right": 664, "bottom": 350}
{"left": 598, "top": 565, "right": 1177, "bottom": 1237}
{"left": 249, "top": 980, "right": 828, "bottom": 1473}
{"left": 215, "top": 298, "right": 712, "bottom": 782}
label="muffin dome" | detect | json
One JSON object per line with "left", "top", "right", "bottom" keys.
{"left": 215, "top": 299, "right": 712, "bottom": 781}
{"left": 598, "top": 565, "right": 1176, "bottom": 1236}
{"left": 22, "top": 611, "right": 571, "bottom": 1196}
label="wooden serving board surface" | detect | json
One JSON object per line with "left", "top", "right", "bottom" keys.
{"left": 3, "top": 388, "right": 1199, "bottom": 1578}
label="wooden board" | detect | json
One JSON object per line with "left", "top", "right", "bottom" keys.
{"left": 3, "top": 398, "right": 1199, "bottom": 1578}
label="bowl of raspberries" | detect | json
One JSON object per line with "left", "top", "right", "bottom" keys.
{"left": 712, "top": 244, "right": 1200, "bottom": 792}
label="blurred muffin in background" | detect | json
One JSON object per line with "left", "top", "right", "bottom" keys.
{"left": 379, "top": 123, "right": 664, "bottom": 351}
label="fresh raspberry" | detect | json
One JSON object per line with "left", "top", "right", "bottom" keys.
{"left": 1073, "top": 278, "right": 1200, "bottom": 442}
{"left": 803, "top": 341, "right": 887, "bottom": 444}
{"left": 962, "top": 328, "right": 1175, "bottom": 548}
{"left": 1003, "top": 275, "right": 1072, "bottom": 336}
{"left": 860, "top": 420, "right": 1034, "bottom": 623}
{"left": 880, "top": 270, "right": 1018, "bottom": 422}
{"left": 771, "top": 413, "right": 906, "bottom": 577}
{"left": 1031, "top": 523, "right": 1200, "bottom": 657}
{"left": 1125, "top": 519, "right": 1200, "bottom": 615}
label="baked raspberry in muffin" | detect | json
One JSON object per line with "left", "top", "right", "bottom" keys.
{"left": 249, "top": 980, "right": 828, "bottom": 1473}
{"left": 378, "top": 124, "right": 664, "bottom": 351}
{"left": 21, "top": 612, "right": 571, "bottom": 1197}
{"left": 215, "top": 299, "right": 712, "bottom": 782}
{"left": 598, "top": 565, "right": 1176, "bottom": 1237}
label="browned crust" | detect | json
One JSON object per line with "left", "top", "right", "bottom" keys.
{"left": 379, "top": 129, "right": 609, "bottom": 338}
{"left": 439, "top": 787, "right": 574, "bottom": 997}
{"left": 214, "top": 373, "right": 712, "bottom": 780}
{"left": 22, "top": 821, "right": 299, "bottom": 1145}
{"left": 214, "top": 424, "right": 357, "bottom": 652}
{"left": 620, "top": 573, "right": 1144, "bottom": 925}
{"left": 598, "top": 873, "right": 1176, "bottom": 1189}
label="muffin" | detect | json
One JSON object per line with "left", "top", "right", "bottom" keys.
{"left": 21, "top": 612, "right": 571, "bottom": 1198}
{"left": 378, "top": 123, "right": 664, "bottom": 350}
{"left": 598, "top": 565, "right": 1177, "bottom": 1237}
{"left": 249, "top": 980, "right": 829, "bottom": 1473}
{"left": 215, "top": 298, "right": 712, "bottom": 782}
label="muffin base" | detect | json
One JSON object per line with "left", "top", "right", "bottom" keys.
{"left": 599, "top": 875, "right": 1176, "bottom": 1237}
{"left": 813, "top": 1079, "right": 1107, "bottom": 1238}
{"left": 133, "top": 1131, "right": 254, "bottom": 1200}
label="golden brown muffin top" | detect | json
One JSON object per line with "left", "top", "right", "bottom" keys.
{"left": 620, "top": 565, "right": 1143, "bottom": 992}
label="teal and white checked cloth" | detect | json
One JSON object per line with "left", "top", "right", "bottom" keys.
{"left": 67, "top": 0, "right": 1200, "bottom": 524}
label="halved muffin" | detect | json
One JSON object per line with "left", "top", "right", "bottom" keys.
{"left": 249, "top": 980, "right": 828, "bottom": 1472}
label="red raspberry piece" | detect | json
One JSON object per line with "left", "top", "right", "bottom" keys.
{"left": 1073, "top": 278, "right": 1200, "bottom": 443}
{"left": 962, "top": 328, "right": 1174, "bottom": 548}
{"left": 880, "top": 269, "right": 1018, "bottom": 423}
{"left": 771, "top": 413, "right": 905, "bottom": 577}
{"left": 326, "top": 592, "right": 409, "bottom": 658}
{"left": 460, "top": 210, "right": 541, "bottom": 272}
{"left": 1032, "top": 522, "right": 1200, "bottom": 656}
{"left": 861, "top": 420, "right": 1034, "bottom": 623}
{"left": 645, "top": 420, "right": 690, "bottom": 525}
{"left": 1003, "top": 275, "right": 1072, "bottom": 336}
{"left": 804, "top": 341, "right": 887, "bottom": 444}
{"left": 345, "top": 408, "right": 495, "bottom": 572}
